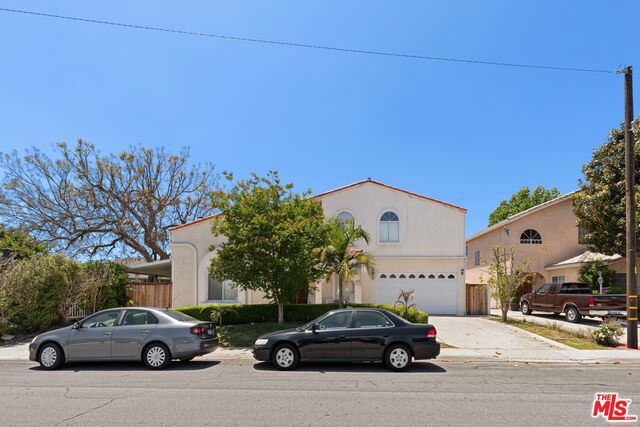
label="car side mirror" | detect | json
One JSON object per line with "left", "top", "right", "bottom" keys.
{"left": 72, "top": 322, "right": 79, "bottom": 330}
{"left": 311, "top": 323, "right": 319, "bottom": 333}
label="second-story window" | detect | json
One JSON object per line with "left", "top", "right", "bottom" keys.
{"left": 379, "top": 211, "right": 399, "bottom": 242}
{"left": 474, "top": 250, "right": 480, "bottom": 266}
{"left": 337, "top": 211, "right": 354, "bottom": 225}
{"left": 578, "top": 226, "right": 588, "bottom": 244}
{"left": 520, "top": 229, "right": 542, "bottom": 244}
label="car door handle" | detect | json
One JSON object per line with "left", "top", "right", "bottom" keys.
{"left": 141, "top": 331, "right": 149, "bottom": 335}
{"left": 338, "top": 334, "right": 348, "bottom": 341}
{"left": 103, "top": 332, "right": 111, "bottom": 336}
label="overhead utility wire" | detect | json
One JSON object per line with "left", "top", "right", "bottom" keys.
{"left": 0, "top": 7, "right": 615, "bottom": 75}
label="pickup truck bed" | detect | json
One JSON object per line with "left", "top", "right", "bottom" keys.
{"left": 520, "top": 282, "right": 626, "bottom": 323}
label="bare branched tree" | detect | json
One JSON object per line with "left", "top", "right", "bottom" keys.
{"left": 482, "top": 246, "right": 530, "bottom": 322}
{"left": 0, "top": 140, "right": 220, "bottom": 260}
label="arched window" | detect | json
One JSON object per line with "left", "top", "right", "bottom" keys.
{"left": 379, "top": 211, "right": 399, "bottom": 242}
{"left": 418, "top": 274, "right": 425, "bottom": 279}
{"left": 337, "top": 211, "right": 354, "bottom": 225}
{"left": 438, "top": 274, "right": 445, "bottom": 279}
{"left": 447, "top": 274, "right": 455, "bottom": 279}
{"left": 520, "top": 229, "right": 542, "bottom": 244}
{"left": 379, "top": 274, "right": 387, "bottom": 279}
{"left": 389, "top": 274, "right": 397, "bottom": 279}
{"left": 408, "top": 274, "right": 416, "bottom": 279}
{"left": 399, "top": 274, "right": 406, "bottom": 279}
{"left": 428, "top": 274, "right": 435, "bottom": 279}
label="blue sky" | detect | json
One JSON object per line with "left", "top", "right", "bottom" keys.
{"left": 0, "top": 1, "right": 638, "bottom": 236}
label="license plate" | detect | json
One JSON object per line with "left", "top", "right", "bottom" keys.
{"left": 207, "top": 329, "right": 214, "bottom": 335}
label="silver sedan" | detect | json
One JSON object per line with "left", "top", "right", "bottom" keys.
{"left": 29, "top": 307, "right": 218, "bottom": 370}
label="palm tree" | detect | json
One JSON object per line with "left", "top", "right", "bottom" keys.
{"left": 319, "top": 218, "right": 375, "bottom": 307}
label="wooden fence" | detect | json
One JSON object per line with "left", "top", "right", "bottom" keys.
{"left": 127, "top": 282, "right": 172, "bottom": 308}
{"left": 466, "top": 284, "right": 487, "bottom": 315}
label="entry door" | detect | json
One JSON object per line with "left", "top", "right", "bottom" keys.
{"left": 299, "top": 311, "right": 353, "bottom": 360}
{"left": 67, "top": 310, "right": 122, "bottom": 360}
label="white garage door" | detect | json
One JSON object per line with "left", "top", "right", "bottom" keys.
{"left": 376, "top": 274, "right": 458, "bottom": 315}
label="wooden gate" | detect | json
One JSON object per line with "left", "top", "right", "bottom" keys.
{"left": 466, "top": 284, "right": 487, "bottom": 315}
{"left": 127, "top": 282, "right": 172, "bottom": 308}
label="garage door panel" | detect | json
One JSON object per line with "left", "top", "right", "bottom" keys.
{"left": 376, "top": 278, "right": 457, "bottom": 315}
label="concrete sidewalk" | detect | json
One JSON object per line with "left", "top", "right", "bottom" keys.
{"left": 3, "top": 316, "right": 639, "bottom": 365}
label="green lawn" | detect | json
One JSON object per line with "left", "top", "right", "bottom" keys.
{"left": 487, "top": 316, "right": 607, "bottom": 350}
{"left": 217, "top": 322, "right": 301, "bottom": 347}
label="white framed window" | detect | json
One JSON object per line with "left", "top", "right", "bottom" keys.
{"left": 578, "top": 226, "right": 588, "bottom": 244}
{"left": 337, "top": 211, "right": 354, "bottom": 225}
{"left": 208, "top": 277, "right": 238, "bottom": 301}
{"left": 520, "top": 229, "right": 542, "bottom": 244}
{"left": 551, "top": 275, "right": 565, "bottom": 284}
{"left": 474, "top": 250, "right": 480, "bottom": 266}
{"left": 379, "top": 211, "right": 399, "bottom": 243}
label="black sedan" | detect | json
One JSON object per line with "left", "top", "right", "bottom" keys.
{"left": 252, "top": 308, "right": 439, "bottom": 371}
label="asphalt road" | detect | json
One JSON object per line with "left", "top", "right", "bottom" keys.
{"left": 0, "top": 359, "right": 638, "bottom": 427}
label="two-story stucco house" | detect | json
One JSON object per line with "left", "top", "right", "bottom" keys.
{"left": 465, "top": 191, "right": 630, "bottom": 306}
{"left": 167, "top": 179, "right": 467, "bottom": 315}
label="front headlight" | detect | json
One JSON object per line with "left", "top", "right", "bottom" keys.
{"left": 254, "top": 338, "right": 269, "bottom": 346}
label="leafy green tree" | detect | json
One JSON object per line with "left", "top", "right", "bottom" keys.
{"left": 488, "top": 185, "right": 561, "bottom": 226}
{"left": 209, "top": 172, "right": 328, "bottom": 323}
{"left": 577, "top": 260, "right": 616, "bottom": 293}
{"left": 573, "top": 122, "right": 640, "bottom": 256}
{"left": 483, "top": 246, "right": 530, "bottom": 322}
{"left": 0, "top": 224, "right": 46, "bottom": 258}
{"left": 0, "top": 140, "right": 219, "bottom": 261}
{"left": 318, "top": 218, "right": 375, "bottom": 307}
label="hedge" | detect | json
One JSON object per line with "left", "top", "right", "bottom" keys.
{"left": 175, "top": 303, "right": 428, "bottom": 325}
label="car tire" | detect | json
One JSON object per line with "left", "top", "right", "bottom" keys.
{"left": 143, "top": 343, "right": 171, "bottom": 370}
{"left": 521, "top": 301, "right": 532, "bottom": 315}
{"left": 271, "top": 343, "right": 299, "bottom": 370}
{"left": 384, "top": 343, "right": 412, "bottom": 372}
{"left": 565, "top": 306, "right": 582, "bottom": 323}
{"left": 37, "top": 342, "right": 65, "bottom": 370}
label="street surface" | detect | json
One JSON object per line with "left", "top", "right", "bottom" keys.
{"left": 0, "top": 359, "right": 638, "bottom": 427}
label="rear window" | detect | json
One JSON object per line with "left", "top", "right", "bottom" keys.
{"left": 162, "top": 310, "right": 199, "bottom": 322}
{"left": 560, "top": 283, "right": 593, "bottom": 294}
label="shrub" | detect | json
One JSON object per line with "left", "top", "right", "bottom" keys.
{"left": 175, "top": 303, "right": 429, "bottom": 325}
{"left": 606, "top": 286, "right": 626, "bottom": 294}
{"left": 591, "top": 319, "right": 624, "bottom": 346}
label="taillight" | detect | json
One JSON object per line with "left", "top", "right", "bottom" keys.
{"left": 427, "top": 328, "right": 437, "bottom": 338}
{"left": 588, "top": 297, "right": 595, "bottom": 307}
{"left": 190, "top": 326, "right": 205, "bottom": 335}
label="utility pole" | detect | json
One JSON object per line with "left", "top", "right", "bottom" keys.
{"left": 623, "top": 65, "right": 638, "bottom": 349}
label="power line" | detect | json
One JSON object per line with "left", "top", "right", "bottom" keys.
{"left": 0, "top": 7, "right": 616, "bottom": 75}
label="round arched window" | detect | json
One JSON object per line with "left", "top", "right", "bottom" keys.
{"left": 380, "top": 211, "right": 399, "bottom": 242}
{"left": 520, "top": 229, "right": 542, "bottom": 244}
{"left": 337, "top": 211, "right": 354, "bottom": 224}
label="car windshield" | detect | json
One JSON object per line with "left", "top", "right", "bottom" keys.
{"left": 161, "top": 310, "right": 199, "bottom": 322}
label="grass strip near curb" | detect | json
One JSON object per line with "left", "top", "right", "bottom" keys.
{"left": 217, "top": 322, "right": 301, "bottom": 347}
{"left": 486, "top": 316, "right": 608, "bottom": 350}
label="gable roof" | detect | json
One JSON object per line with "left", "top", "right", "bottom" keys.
{"left": 169, "top": 178, "right": 466, "bottom": 232}
{"left": 466, "top": 191, "right": 578, "bottom": 242}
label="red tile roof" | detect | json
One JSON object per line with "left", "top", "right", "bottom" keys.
{"left": 169, "top": 179, "right": 465, "bottom": 232}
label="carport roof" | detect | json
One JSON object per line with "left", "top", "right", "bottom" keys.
{"left": 545, "top": 250, "right": 621, "bottom": 271}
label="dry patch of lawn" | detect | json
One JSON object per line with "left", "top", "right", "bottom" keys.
{"left": 487, "top": 316, "right": 608, "bottom": 350}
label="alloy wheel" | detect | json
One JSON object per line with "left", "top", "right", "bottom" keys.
{"left": 40, "top": 346, "right": 57, "bottom": 368}
{"left": 389, "top": 348, "right": 409, "bottom": 369}
{"left": 146, "top": 346, "right": 166, "bottom": 368}
{"left": 275, "top": 347, "right": 295, "bottom": 368}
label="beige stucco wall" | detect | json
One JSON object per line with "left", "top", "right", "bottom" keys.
{"left": 170, "top": 181, "right": 466, "bottom": 313}
{"left": 466, "top": 197, "right": 587, "bottom": 288}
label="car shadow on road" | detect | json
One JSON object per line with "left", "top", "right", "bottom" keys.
{"left": 29, "top": 360, "right": 220, "bottom": 372}
{"left": 525, "top": 312, "right": 602, "bottom": 327}
{"left": 252, "top": 361, "right": 446, "bottom": 374}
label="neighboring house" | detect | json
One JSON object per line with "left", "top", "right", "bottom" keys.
{"left": 167, "top": 179, "right": 467, "bottom": 315}
{"left": 465, "top": 191, "right": 630, "bottom": 307}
